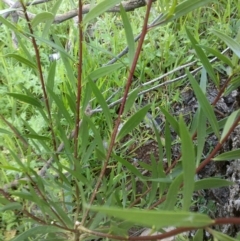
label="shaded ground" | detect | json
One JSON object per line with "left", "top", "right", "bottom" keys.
{"left": 121, "top": 77, "right": 240, "bottom": 239}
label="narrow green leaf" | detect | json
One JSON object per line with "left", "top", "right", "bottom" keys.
{"left": 31, "top": 12, "right": 54, "bottom": 28}
{"left": 199, "top": 45, "right": 233, "bottom": 68}
{"left": 0, "top": 8, "right": 20, "bottom": 15}
{"left": 114, "top": 154, "right": 143, "bottom": 178}
{"left": 89, "top": 79, "right": 112, "bottom": 130}
{"left": 212, "top": 30, "right": 240, "bottom": 58}
{"left": 0, "top": 202, "right": 22, "bottom": 212}
{"left": 84, "top": 115, "right": 105, "bottom": 153}
{"left": 209, "top": 229, "right": 239, "bottom": 241}
{"left": 89, "top": 206, "right": 213, "bottom": 228}
{"left": 23, "top": 134, "right": 50, "bottom": 141}
{"left": 5, "top": 54, "right": 36, "bottom": 69}
{"left": 0, "top": 16, "right": 19, "bottom": 33}
{"left": 165, "top": 121, "right": 171, "bottom": 166}
{"left": 145, "top": 177, "right": 173, "bottom": 183}
{"left": 187, "top": 71, "right": 219, "bottom": 138}
{"left": 193, "top": 229, "right": 204, "bottom": 241}
{"left": 164, "top": 173, "right": 183, "bottom": 211}
{"left": 225, "top": 76, "right": 240, "bottom": 96}
{"left": 196, "top": 69, "right": 207, "bottom": 166}
{"left": 206, "top": 117, "right": 227, "bottom": 135}
{"left": 123, "top": 89, "right": 138, "bottom": 114}
{"left": 48, "top": 200, "right": 73, "bottom": 227}
{"left": 152, "top": 122, "right": 167, "bottom": 197}
{"left": 186, "top": 28, "right": 218, "bottom": 86}
{"left": 120, "top": 5, "right": 135, "bottom": 66}
{"left": 42, "top": 0, "right": 63, "bottom": 37}
{"left": 89, "top": 63, "right": 123, "bottom": 80}
{"left": 10, "top": 226, "right": 62, "bottom": 241}
{"left": 33, "top": 34, "right": 74, "bottom": 61}
{"left": 47, "top": 87, "right": 72, "bottom": 125}
{"left": 0, "top": 128, "right": 12, "bottom": 135}
{"left": 83, "top": 0, "right": 122, "bottom": 24}
{"left": 196, "top": 109, "right": 206, "bottom": 166}
{"left": 194, "top": 178, "right": 233, "bottom": 191}
{"left": 159, "top": 107, "right": 179, "bottom": 135}
{"left": 62, "top": 166, "right": 89, "bottom": 186}
{"left": 179, "top": 116, "right": 195, "bottom": 211}
{"left": 47, "top": 61, "right": 56, "bottom": 93}
{"left": 220, "top": 110, "right": 240, "bottom": 143}
{"left": 117, "top": 104, "right": 151, "bottom": 141}
{"left": 213, "top": 149, "right": 240, "bottom": 161}
{"left": 166, "top": 0, "right": 217, "bottom": 23}
{"left": 148, "top": 155, "right": 159, "bottom": 205}
{"left": 7, "top": 93, "right": 42, "bottom": 108}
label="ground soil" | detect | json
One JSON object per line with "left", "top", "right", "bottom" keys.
{"left": 121, "top": 77, "right": 240, "bottom": 239}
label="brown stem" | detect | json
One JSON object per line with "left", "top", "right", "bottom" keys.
{"left": 80, "top": 0, "right": 153, "bottom": 226}
{"left": 74, "top": 0, "right": 83, "bottom": 160}
{"left": 20, "top": 0, "right": 58, "bottom": 154}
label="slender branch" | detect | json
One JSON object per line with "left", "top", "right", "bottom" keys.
{"left": 74, "top": 0, "right": 83, "bottom": 159}
{"left": 80, "top": 0, "right": 154, "bottom": 226}
{"left": 20, "top": 0, "right": 58, "bottom": 153}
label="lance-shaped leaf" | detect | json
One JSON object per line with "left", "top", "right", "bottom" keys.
{"left": 7, "top": 93, "right": 43, "bottom": 108}
{"left": 186, "top": 28, "right": 218, "bottom": 86}
{"left": 5, "top": 54, "right": 36, "bottom": 70}
{"left": 220, "top": 110, "right": 240, "bottom": 143}
{"left": 83, "top": 0, "right": 122, "bottom": 24}
{"left": 212, "top": 30, "right": 240, "bottom": 58}
{"left": 213, "top": 149, "right": 240, "bottom": 161}
{"left": 120, "top": 4, "right": 135, "bottom": 66}
{"left": 31, "top": 12, "right": 54, "bottom": 27}
{"left": 89, "top": 63, "right": 123, "bottom": 80}
{"left": 89, "top": 79, "right": 112, "bottom": 130}
{"left": 208, "top": 229, "right": 239, "bottom": 241}
{"left": 89, "top": 206, "right": 213, "bottom": 228}
{"left": 187, "top": 71, "right": 219, "bottom": 138}
{"left": 117, "top": 104, "right": 151, "bottom": 141}
{"left": 194, "top": 178, "right": 233, "bottom": 191}
{"left": 179, "top": 116, "right": 195, "bottom": 211}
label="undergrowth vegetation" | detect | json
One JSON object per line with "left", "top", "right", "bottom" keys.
{"left": 1, "top": 0, "right": 240, "bottom": 240}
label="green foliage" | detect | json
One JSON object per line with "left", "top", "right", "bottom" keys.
{"left": 1, "top": 0, "right": 240, "bottom": 241}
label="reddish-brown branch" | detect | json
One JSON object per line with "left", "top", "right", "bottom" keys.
{"left": 20, "top": 0, "right": 57, "bottom": 153}
{"left": 74, "top": 0, "right": 83, "bottom": 159}
{"left": 80, "top": 0, "right": 153, "bottom": 226}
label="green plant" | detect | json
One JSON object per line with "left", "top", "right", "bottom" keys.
{"left": 1, "top": 0, "right": 240, "bottom": 240}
